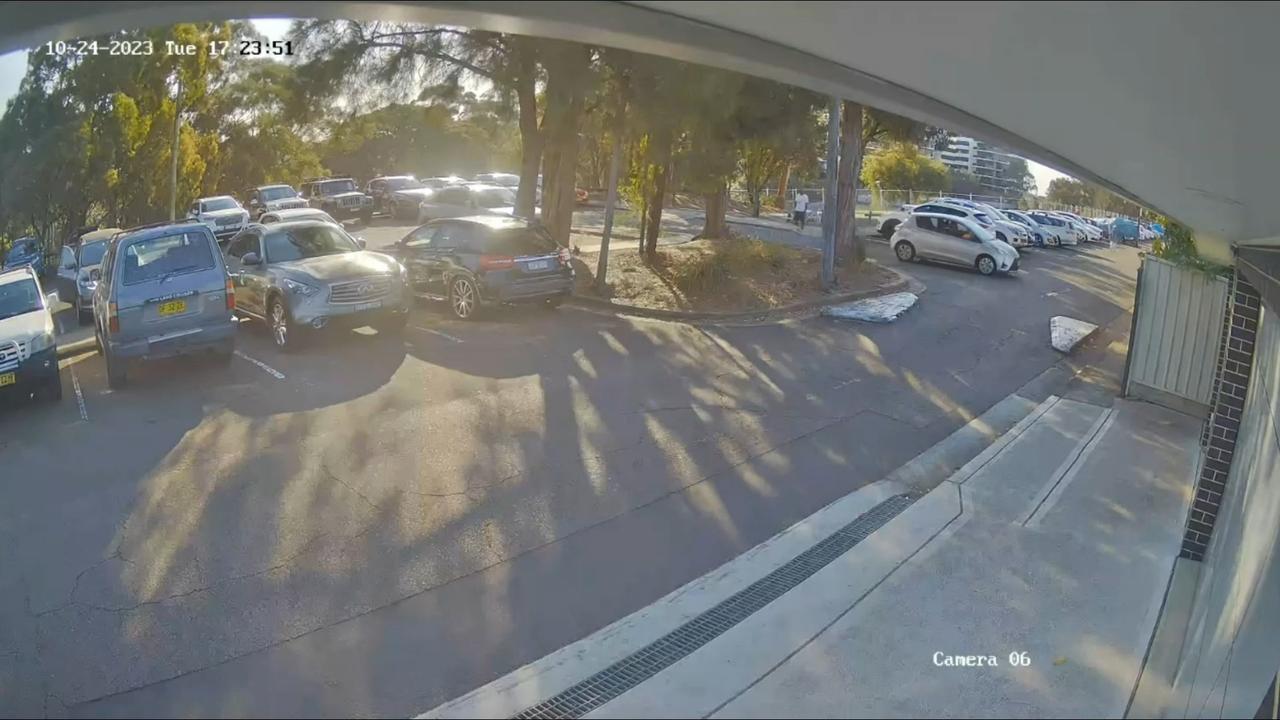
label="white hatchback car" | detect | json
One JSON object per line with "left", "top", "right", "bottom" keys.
{"left": 891, "top": 213, "right": 1020, "bottom": 276}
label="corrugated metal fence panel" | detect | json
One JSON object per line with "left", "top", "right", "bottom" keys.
{"left": 1128, "top": 256, "right": 1229, "bottom": 407}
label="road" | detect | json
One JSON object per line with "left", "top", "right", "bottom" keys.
{"left": 0, "top": 238, "right": 1141, "bottom": 717}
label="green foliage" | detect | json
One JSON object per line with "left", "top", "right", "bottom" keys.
{"left": 1150, "top": 217, "right": 1230, "bottom": 276}
{"left": 1003, "top": 156, "right": 1037, "bottom": 195}
{"left": 860, "top": 142, "right": 949, "bottom": 191}
{"left": 671, "top": 238, "right": 788, "bottom": 295}
{"left": 320, "top": 103, "right": 496, "bottom": 180}
{"left": 1045, "top": 177, "right": 1093, "bottom": 206}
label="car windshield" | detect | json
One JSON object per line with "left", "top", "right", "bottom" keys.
{"left": 481, "top": 226, "right": 560, "bottom": 255}
{"left": 264, "top": 224, "right": 359, "bottom": 263}
{"left": 476, "top": 188, "right": 517, "bottom": 208}
{"left": 78, "top": 241, "right": 107, "bottom": 266}
{"left": 0, "top": 276, "right": 41, "bottom": 321}
{"left": 260, "top": 187, "right": 297, "bottom": 201}
{"left": 385, "top": 177, "right": 423, "bottom": 190}
{"left": 9, "top": 239, "right": 38, "bottom": 257}
{"left": 319, "top": 180, "right": 357, "bottom": 195}
{"left": 202, "top": 198, "right": 238, "bottom": 212}
{"left": 121, "top": 231, "right": 216, "bottom": 285}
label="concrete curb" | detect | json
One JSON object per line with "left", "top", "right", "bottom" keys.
{"left": 567, "top": 263, "right": 920, "bottom": 324}
{"left": 56, "top": 337, "right": 96, "bottom": 359}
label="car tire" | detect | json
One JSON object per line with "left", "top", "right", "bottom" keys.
{"left": 268, "top": 296, "right": 300, "bottom": 353}
{"left": 449, "top": 276, "right": 480, "bottom": 320}
{"left": 880, "top": 219, "right": 900, "bottom": 238}
{"left": 975, "top": 254, "right": 997, "bottom": 276}
{"left": 105, "top": 349, "right": 127, "bottom": 389}
{"left": 45, "top": 375, "right": 63, "bottom": 403}
{"left": 894, "top": 241, "right": 916, "bottom": 262}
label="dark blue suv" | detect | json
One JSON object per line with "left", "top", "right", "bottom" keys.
{"left": 388, "top": 216, "right": 573, "bottom": 320}
{"left": 3, "top": 236, "right": 45, "bottom": 276}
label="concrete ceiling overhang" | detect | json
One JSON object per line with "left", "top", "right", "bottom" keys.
{"left": 2, "top": 1, "right": 1272, "bottom": 264}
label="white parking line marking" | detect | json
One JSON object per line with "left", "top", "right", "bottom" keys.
{"left": 233, "top": 350, "right": 286, "bottom": 380}
{"left": 412, "top": 326, "right": 464, "bottom": 343}
{"left": 71, "top": 368, "right": 88, "bottom": 421}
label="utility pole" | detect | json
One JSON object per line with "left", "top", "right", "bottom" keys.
{"left": 820, "top": 96, "right": 840, "bottom": 287}
{"left": 169, "top": 74, "right": 182, "bottom": 221}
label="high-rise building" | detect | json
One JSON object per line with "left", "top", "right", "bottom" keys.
{"left": 927, "top": 136, "right": 1017, "bottom": 195}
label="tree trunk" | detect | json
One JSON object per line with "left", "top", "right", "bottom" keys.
{"left": 776, "top": 162, "right": 791, "bottom": 205}
{"left": 509, "top": 38, "right": 541, "bottom": 220}
{"left": 644, "top": 160, "right": 668, "bottom": 258}
{"left": 836, "top": 99, "right": 865, "bottom": 269}
{"left": 701, "top": 181, "right": 727, "bottom": 238}
{"left": 595, "top": 116, "right": 624, "bottom": 292}
{"left": 538, "top": 42, "right": 590, "bottom": 246}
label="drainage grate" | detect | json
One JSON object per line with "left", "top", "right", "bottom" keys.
{"left": 512, "top": 493, "right": 915, "bottom": 719}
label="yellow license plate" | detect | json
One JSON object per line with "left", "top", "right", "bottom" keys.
{"left": 0, "top": 372, "right": 14, "bottom": 388}
{"left": 158, "top": 299, "right": 187, "bottom": 316}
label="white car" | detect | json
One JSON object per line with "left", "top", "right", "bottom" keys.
{"left": 890, "top": 212, "right": 1020, "bottom": 276}
{"left": 0, "top": 266, "right": 61, "bottom": 402}
{"left": 1026, "top": 211, "right": 1076, "bottom": 246}
{"left": 418, "top": 184, "right": 534, "bottom": 222}
{"left": 938, "top": 198, "right": 1031, "bottom": 247}
{"left": 246, "top": 184, "right": 307, "bottom": 219}
{"left": 257, "top": 208, "right": 340, "bottom": 225}
{"left": 472, "top": 172, "right": 520, "bottom": 188}
{"left": 187, "top": 195, "right": 250, "bottom": 243}
{"left": 877, "top": 204, "right": 916, "bottom": 238}
{"left": 999, "top": 209, "right": 1052, "bottom": 247}
{"left": 1055, "top": 211, "right": 1104, "bottom": 242}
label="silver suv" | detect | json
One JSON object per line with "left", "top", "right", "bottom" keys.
{"left": 92, "top": 221, "right": 237, "bottom": 388}
{"left": 222, "top": 220, "right": 410, "bottom": 351}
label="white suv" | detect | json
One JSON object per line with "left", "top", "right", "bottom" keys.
{"left": 0, "top": 267, "right": 61, "bottom": 402}
{"left": 187, "top": 195, "right": 250, "bottom": 244}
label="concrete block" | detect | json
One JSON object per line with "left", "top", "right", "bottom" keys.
{"left": 1050, "top": 316, "right": 1099, "bottom": 352}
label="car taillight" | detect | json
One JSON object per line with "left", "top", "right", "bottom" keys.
{"left": 108, "top": 302, "right": 119, "bottom": 334}
{"left": 225, "top": 277, "right": 236, "bottom": 311}
{"left": 479, "top": 255, "right": 515, "bottom": 271}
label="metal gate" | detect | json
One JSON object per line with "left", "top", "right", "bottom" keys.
{"left": 1124, "top": 255, "right": 1229, "bottom": 417}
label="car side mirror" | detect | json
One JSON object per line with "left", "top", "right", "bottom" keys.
{"left": 241, "top": 252, "right": 262, "bottom": 266}
{"left": 355, "top": 237, "right": 367, "bottom": 249}
{"left": 89, "top": 269, "right": 101, "bottom": 281}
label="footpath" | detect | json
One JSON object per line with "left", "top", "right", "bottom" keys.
{"left": 424, "top": 335, "right": 1201, "bottom": 718}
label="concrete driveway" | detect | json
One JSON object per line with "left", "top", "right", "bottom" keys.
{"left": 0, "top": 240, "right": 1140, "bottom": 717}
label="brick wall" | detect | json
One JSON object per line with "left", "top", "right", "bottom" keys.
{"left": 1181, "top": 274, "right": 1262, "bottom": 560}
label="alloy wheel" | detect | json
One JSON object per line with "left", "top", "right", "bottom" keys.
{"left": 271, "top": 300, "right": 289, "bottom": 347}
{"left": 451, "top": 278, "right": 476, "bottom": 319}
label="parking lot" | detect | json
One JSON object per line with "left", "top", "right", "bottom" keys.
{"left": 0, "top": 237, "right": 1141, "bottom": 717}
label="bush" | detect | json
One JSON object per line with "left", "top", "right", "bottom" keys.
{"left": 671, "top": 237, "right": 790, "bottom": 295}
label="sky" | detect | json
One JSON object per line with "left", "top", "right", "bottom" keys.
{"left": 0, "top": 18, "right": 1073, "bottom": 193}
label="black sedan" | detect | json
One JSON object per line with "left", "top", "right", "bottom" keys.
{"left": 387, "top": 216, "right": 573, "bottom": 320}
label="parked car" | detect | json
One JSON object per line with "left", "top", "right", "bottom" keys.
{"left": 1026, "top": 211, "right": 1075, "bottom": 246}
{"left": 300, "top": 177, "right": 374, "bottom": 223}
{"left": 877, "top": 204, "right": 916, "bottom": 238}
{"left": 387, "top": 186, "right": 441, "bottom": 221}
{"left": 999, "top": 209, "right": 1051, "bottom": 247}
{"left": 472, "top": 172, "right": 520, "bottom": 188}
{"left": 246, "top": 184, "right": 307, "bottom": 219}
{"left": 421, "top": 176, "right": 468, "bottom": 189}
{"left": 187, "top": 195, "right": 251, "bottom": 243}
{"left": 387, "top": 215, "right": 573, "bottom": 320}
{"left": 891, "top": 213, "right": 1020, "bottom": 276}
{"left": 937, "top": 198, "right": 1030, "bottom": 247}
{"left": 3, "top": 236, "right": 46, "bottom": 276}
{"left": 258, "top": 208, "right": 339, "bottom": 225}
{"left": 417, "top": 184, "right": 531, "bottom": 223}
{"left": 56, "top": 228, "right": 122, "bottom": 324}
{"left": 0, "top": 266, "right": 61, "bottom": 403}
{"left": 1054, "top": 211, "right": 1103, "bottom": 242}
{"left": 92, "top": 221, "right": 236, "bottom": 389}
{"left": 1045, "top": 212, "right": 1093, "bottom": 244}
{"left": 905, "top": 201, "right": 1024, "bottom": 250}
{"left": 222, "top": 220, "right": 409, "bottom": 350}
{"left": 367, "top": 176, "right": 425, "bottom": 215}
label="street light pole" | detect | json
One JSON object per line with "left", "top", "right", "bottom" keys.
{"left": 820, "top": 96, "right": 840, "bottom": 287}
{"left": 169, "top": 74, "right": 182, "bottom": 222}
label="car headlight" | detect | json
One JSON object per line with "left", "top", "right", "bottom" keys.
{"left": 30, "top": 331, "right": 55, "bottom": 353}
{"left": 282, "top": 278, "right": 319, "bottom": 297}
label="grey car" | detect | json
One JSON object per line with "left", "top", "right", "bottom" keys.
{"left": 92, "top": 221, "right": 237, "bottom": 389}
{"left": 223, "top": 220, "right": 410, "bottom": 351}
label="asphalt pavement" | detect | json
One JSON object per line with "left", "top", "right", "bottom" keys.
{"left": 0, "top": 238, "right": 1142, "bottom": 717}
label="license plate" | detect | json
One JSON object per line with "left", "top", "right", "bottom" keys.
{"left": 525, "top": 260, "right": 550, "bottom": 271}
{"left": 158, "top": 299, "right": 187, "bottom": 316}
{"left": 351, "top": 301, "right": 382, "bottom": 312}
{"left": 0, "top": 372, "right": 14, "bottom": 387}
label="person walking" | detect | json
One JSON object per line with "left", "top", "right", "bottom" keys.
{"left": 793, "top": 191, "right": 809, "bottom": 230}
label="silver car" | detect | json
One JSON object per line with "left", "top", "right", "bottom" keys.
{"left": 417, "top": 184, "right": 522, "bottom": 223}
{"left": 258, "top": 208, "right": 339, "bottom": 225}
{"left": 92, "top": 221, "right": 237, "bottom": 389}
{"left": 222, "top": 220, "right": 410, "bottom": 351}
{"left": 890, "top": 212, "right": 1021, "bottom": 276}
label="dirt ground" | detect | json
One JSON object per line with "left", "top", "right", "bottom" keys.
{"left": 572, "top": 236, "right": 898, "bottom": 313}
